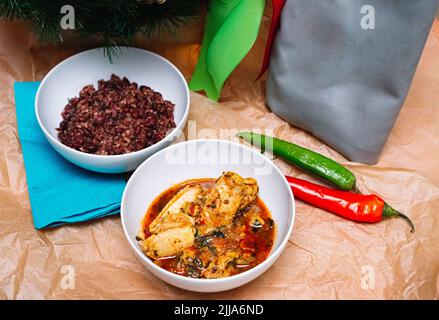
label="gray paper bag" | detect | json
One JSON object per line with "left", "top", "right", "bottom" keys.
{"left": 266, "top": 0, "right": 438, "bottom": 164}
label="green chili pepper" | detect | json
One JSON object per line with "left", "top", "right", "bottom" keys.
{"left": 237, "top": 132, "right": 357, "bottom": 191}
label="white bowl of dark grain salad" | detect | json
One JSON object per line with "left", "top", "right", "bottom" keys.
{"left": 35, "top": 47, "right": 190, "bottom": 173}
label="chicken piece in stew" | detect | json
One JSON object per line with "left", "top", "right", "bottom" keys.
{"left": 137, "top": 171, "right": 276, "bottom": 279}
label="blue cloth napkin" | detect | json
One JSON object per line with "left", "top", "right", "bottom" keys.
{"left": 14, "top": 82, "right": 127, "bottom": 229}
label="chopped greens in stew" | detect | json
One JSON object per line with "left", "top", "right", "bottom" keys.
{"left": 137, "top": 173, "right": 276, "bottom": 279}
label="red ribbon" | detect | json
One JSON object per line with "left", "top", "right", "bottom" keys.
{"left": 257, "top": 0, "right": 286, "bottom": 79}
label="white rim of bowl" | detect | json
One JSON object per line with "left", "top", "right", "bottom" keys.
{"left": 121, "top": 139, "right": 295, "bottom": 284}
{"left": 35, "top": 47, "right": 191, "bottom": 160}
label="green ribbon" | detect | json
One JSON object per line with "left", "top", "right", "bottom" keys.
{"left": 189, "top": 0, "right": 266, "bottom": 101}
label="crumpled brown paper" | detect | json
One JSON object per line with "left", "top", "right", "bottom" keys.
{"left": 1, "top": 6, "right": 439, "bottom": 299}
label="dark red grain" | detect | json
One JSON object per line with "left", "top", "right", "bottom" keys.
{"left": 57, "top": 74, "right": 176, "bottom": 155}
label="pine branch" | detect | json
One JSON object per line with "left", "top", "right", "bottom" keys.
{"left": 0, "top": 0, "right": 207, "bottom": 57}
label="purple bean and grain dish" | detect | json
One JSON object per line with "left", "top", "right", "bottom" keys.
{"left": 57, "top": 74, "right": 176, "bottom": 155}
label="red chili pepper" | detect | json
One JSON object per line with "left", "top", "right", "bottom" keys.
{"left": 286, "top": 176, "right": 415, "bottom": 232}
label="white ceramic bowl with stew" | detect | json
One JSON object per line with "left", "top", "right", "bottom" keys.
{"left": 35, "top": 47, "right": 190, "bottom": 173}
{"left": 121, "top": 139, "right": 295, "bottom": 292}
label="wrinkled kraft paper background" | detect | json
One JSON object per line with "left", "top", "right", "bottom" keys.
{"left": 1, "top": 6, "right": 439, "bottom": 299}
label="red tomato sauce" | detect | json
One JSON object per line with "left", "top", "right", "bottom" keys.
{"left": 140, "top": 178, "right": 276, "bottom": 278}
